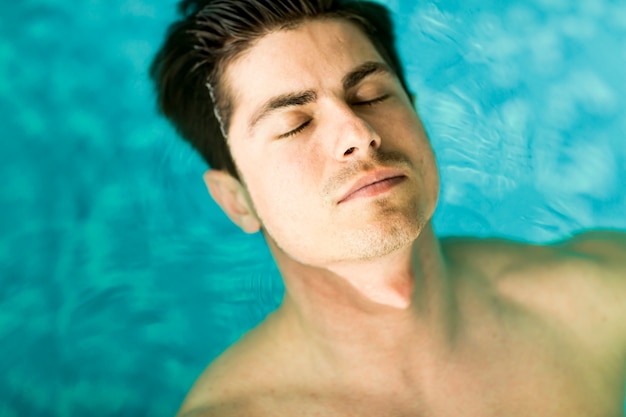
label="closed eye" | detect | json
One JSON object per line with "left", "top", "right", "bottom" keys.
{"left": 352, "top": 94, "right": 390, "bottom": 107}
{"left": 277, "top": 94, "right": 388, "bottom": 138}
{"left": 279, "top": 119, "right": 311, "bottom": 139}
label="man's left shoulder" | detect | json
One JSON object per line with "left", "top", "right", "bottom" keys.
{"left": 554, "top": 230, "right": 626, "bottom": 357}
{"left": 538, "top": 230, "right": 626, "bottom": 353}
{"left": 554, "top": 230, "right": 626, "bottom": 306}
{"left": 514, "top": 229, "right": 626, "bottom": 296}
{"left": 560, "top": 230, "right": 626, "bottom": 266}
{"left": 483, "top": 231, "right": 626, "bottom": 355}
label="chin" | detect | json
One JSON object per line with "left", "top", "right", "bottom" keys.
{"left": 269, "top": 198, "right": 431, "bottom": 267}
{"left": 324, "top": 211, "right": 426, "bottom": 263}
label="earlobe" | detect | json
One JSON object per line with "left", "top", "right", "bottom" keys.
{"left": 203, "top": 170, "right": 261, "bottom": 234}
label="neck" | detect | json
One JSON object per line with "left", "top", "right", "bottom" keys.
{"left": 266, "top": 222, "right": 456, "bottom": 374}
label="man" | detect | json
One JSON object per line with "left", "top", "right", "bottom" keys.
{"left": 150, "top": 0, "right": 626, "bottom": 415}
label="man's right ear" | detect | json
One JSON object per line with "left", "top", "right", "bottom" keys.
{"left": 203, "top": 170, "right": 261, "bottom": 234}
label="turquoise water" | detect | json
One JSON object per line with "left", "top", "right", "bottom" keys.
{"left": 1, "top": 0, "right": 624, "bottom": 415}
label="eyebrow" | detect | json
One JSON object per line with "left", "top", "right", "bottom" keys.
{"left": 342, "top": 61, "right": 392, "bottom": 91}
{"left": 248, "top": 61, "right": 393, "bottom": 133}
{"left": 249, "top": 90, "right": 317, "bottom": 131}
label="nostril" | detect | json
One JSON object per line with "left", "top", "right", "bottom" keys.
{"left": 344, "top": 147, "right": 356, "bottom": 156}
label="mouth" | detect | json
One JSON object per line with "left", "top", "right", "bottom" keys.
{"left": 338, "top": 170, "right": 407, "bottom": 204}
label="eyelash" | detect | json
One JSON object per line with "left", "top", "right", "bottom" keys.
{"left": 279, "top": 94, "right": 390, "bottom": 138}
{"left": 280, "top": 120, "right": 311, "bottom": 138}
{"left": 353, "top": 94, "right": 390, "bottom": 107}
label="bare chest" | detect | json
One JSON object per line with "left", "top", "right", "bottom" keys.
{"left": 244, "top": 331, "right": 625, "bottom": 417}
{"left": 420, "top": 347, "right": 624, "bottom": 417}
{"left": 251, "top": 357, "right": 624, "bottom": 417}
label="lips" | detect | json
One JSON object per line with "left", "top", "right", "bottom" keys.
{"left": 337, "top": 169, "right": 407, "bottom": 204}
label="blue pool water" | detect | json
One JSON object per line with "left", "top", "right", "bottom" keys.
{"left": 0, "top": 0, "right": 624, "bottom": 415}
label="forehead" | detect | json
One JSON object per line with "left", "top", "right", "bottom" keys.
{"left": 223, "top": 19, "right": 385, "bottom": 134}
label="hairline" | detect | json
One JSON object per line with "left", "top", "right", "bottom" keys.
{"left": 213, "top": 15, "right": 399, "bottom": 141}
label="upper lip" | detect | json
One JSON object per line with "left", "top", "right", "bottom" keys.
{"left": 337, "top": 168, "right": 407, "bottom": 204}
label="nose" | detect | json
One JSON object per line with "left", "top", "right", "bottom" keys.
{"left": 332, "top": 106, "right": 381, "bottom": 161}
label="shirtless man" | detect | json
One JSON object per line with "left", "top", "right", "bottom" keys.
{"left": 150, "top": 0, "right": 626, "bottom": 415}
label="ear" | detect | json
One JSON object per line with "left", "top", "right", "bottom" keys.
{"left": 203, "top": 170, "right": 261, "bottom": 234}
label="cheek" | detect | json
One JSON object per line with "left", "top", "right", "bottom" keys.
{"left": 381, "top": 109, "right": 439, "bottom": 194}
{"left": 378, "top": 109, "right": 426, "bottom": 155}
{"left": 238, "top": 145, "right": 323, "bottom": 224}
{"left": 245, "top": 154, "right": 330, "bottom": 259}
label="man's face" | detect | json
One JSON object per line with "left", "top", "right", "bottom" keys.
{"left": 223, "top": 18, "right": 439, "bottom": 267}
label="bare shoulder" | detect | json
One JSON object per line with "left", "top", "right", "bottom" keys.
{"left": 443, "top": 230, "right": 626, "bottom": 356}
{"left": 442, "top": 230, "right": 626, "bottom": 301}
{"left": 176, "top": 402, "right": 257, "bottom": 417}
{"left": 173, "top": 346, "right": 250, "bottom": 417}
{"left": 175, "top": 313, "right": 285, "bottom": 417}
{"left": 561, "top": 229, "right": 626, "bottom": 267}
{"left": 551, "top": 230, "right": 626, "bottom": 343}
{"left": 539, "top": 230, "right": 626, "bottom": 322}
{"left": 175, "top": 404, "right": 242, "bottom": 417}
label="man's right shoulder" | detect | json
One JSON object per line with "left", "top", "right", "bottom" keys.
{"left": 174, "top": 347, "right": 267, "bottom": 417}
{"left": 177, "top": 402, "right": 252, "bottom": 417}
{"left": 176, "top": 314, "right": 288, "bottom": 417}
{"left": 174, "top": 366, "right": 246, "bottom": 417}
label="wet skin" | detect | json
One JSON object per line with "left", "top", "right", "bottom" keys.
{"left": 182, "top": 19, "right": 626, "bottom": 417}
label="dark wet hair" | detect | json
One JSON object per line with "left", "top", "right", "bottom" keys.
{"left": 150, "top": 0, "right": 410, "bottom": 179}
